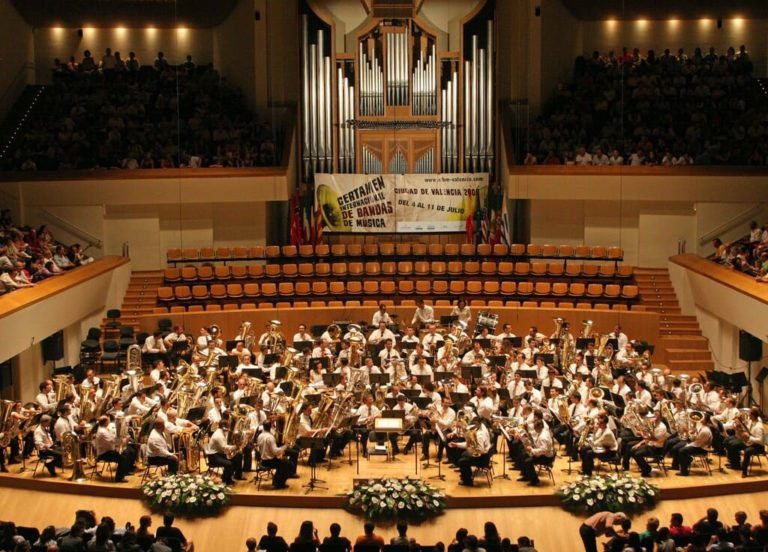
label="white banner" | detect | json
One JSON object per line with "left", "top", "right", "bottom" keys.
{"left": 315, "top": 173, "right": 489, "bottom": 233}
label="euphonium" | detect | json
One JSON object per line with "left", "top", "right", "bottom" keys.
{"left": 553, "top": 317, "right": 565, "bottom": 339}
{"left": 263, "top": 320, "right": 286, "bottom": 354}
{"left": 226, "top": 406, "right": 249, "bottom": 459}
{"left": 61, "top": 430, "right": 78, "bottom": 467}
{"left": 557, "top": 396, "right": 571, "bottom": 425}
{"left": 284, "top": 347, "right": 298, "bottom": 369}
{"left": 581, "top": 320, "right": 594, "bottom": 338}
{"left": 660, "top": 399, "right": 677, "bottom": 434}
{"left": 578, "top": 417, "right": 595, "bottom": 448}
{"left": 79, "top": 386, "right": 94, "bottom": 422}
{"left": 464, "top": 425, "right": 483, "bottom": 457}
{"left": 589, "top": 387, "right": 605, "bottom": 401}
{"left": 237, "top": 320, "right": 255, "bottom": 350}
{"left": 96, "top": 375, "right": 119, "bottom": 417}
{"left": 176, "top": 389, "right": 195, "bottom": 420}
{"left": 374, "top": 386, "right": 387, "bottom": 410}
{"left": 394, "top": 360, "right": 408, "bottom": 383}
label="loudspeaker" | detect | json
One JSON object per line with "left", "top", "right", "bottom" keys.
{"left": 41, "top": 331, "right": 64, "bottom": 362}
{"left": 254, "top": 10, "right": 260, "bottom": 21}
{"left": 535, "top": 6, "right": 541, "bottom": 16}
{"left": 739, "top": 330, "right": 763, "bottom": 362}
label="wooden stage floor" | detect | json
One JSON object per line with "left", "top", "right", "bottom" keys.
{"left": 3, "top": 447, "right": 768, "bottom": 508}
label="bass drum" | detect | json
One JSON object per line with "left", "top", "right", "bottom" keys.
{"left": 476, "top": 311, "right": 499, "bottom": 331}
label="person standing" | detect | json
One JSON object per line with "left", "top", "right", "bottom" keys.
{"left": 579, "top": 511, "right": 627, "bottom": 552}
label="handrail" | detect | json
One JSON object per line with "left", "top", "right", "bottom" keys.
{"left": 669, "top": 253, "right": 768, "bottom": 306}
{"left": 0, "top": 62, "right": 35, "bottom": 114}
{"left": 39, "top": 208, "right": 103, "bottom": 250}
{"left": 698, "top": 203, "right": 765, "bottom": 245}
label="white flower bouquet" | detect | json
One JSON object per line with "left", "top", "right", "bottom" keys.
{"left": 556, "top": 473, "right": 659, "bottom": 515}
{"left": 346, "top": 477, "right": 447, "bottom": 521}
{"left": 141, "top": 474, "right": 232, "bottom": 517}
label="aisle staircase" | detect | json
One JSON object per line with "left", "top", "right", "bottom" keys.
{"left": 635, "top": 268, "right": 714, "bottom": 374}
{"left": 100, "top": 271, "right": 163, "bottom": 337}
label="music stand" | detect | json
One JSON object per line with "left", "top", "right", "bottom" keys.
{"left": 293, "top": 341, "right": 314, "bottom": 353}
{"left": 274, "top": 366, "right": 288, "bottom": 380}
{"left": 518, "top": 369, "right": 537, "bottom": 381}
{"left": 402, "top": 389, "right": 420, "bottom": 401}
{"left": 440, "top": 315, "right": 459, "bottom": 326}
{"left": 338, "top": 414, "right": 358, "bottom": 467}
{"left": 504, "top": 337, "right": 523, "bottom": 349}
{"left": 426, "top": 422, "right": 447, "bottom": 480}
{"left": 400, "top": 341, "right": 417, "bottom": 351}
{"left": 474, "top": 338, "right": 491, "bottom": 349}
{"left": 225, "top": 340, "right": 240, "bottom": 352}
{"left": 369, "top": 373, "right": 390, "bottom": 387}
{"left": 495, "top": 424, "right": 512, "bottom": 480}
{"left": 450, "top": 392, "right": 470, "bottom": 407}
{"left": 297, "top": 436, "right": 327, "bottom": 493}
{"left": 461, "top": 365, "right": 482, "bottom": 381}
{"left": 315, "top": 357, "right": 332, "bottom": 370}
{"left": 322, "top": 373, "right": 342, "bottom": 387}
{"left": 384, "top": 397, "right": 397, "bottom": 409}
{"left": 414, "top": 397, "right": 432, "bottom": 410}
{"left": 534, "top": 353, "right": 555, "bottom": 366}
{"left": 423, "top": 355, "right": 436, "bottom": 367}
{"left": 374, "top": 417, "right": 403, "bottom": 462}
{"left": 263, "top": 354, "right": 280, "bottom": 366}
{"left": 576, "top": 338, "right": 595, "bottom": 350}
{"left": 415, "top": 375, "right": 432, "bottom": 388}
{"left": 435, "top": 370, "right": 453, "bottom": 384}
{"left": 756, "top": 367, "right": 768, "bottom": 411}
{"left": 488, "top": 355, "right": 507, "bottom": 367}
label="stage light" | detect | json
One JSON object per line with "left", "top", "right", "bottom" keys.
{"left": 635, "top": 18, "right": 648, "bottom": 28}
{"left": 731, "top": 17, "right": 745, "bottom": 30}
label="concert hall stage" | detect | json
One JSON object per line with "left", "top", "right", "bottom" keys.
{"left": 2, "top": 450, "right": 767, "bottom": 509}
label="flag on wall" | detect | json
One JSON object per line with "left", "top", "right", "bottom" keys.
{"left": 465, "top": 189, "right": 478, "bottom": 244}
{"left": 499, "top": 192, "right": 511, "bottom": 246}
{"left": 289, "top": 192, "right": 303, "bottom": 246}
{"left": 313, "top": 201, "right": 325, "bottom": 245}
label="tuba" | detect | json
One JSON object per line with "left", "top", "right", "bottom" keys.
{"left": 126, "top": 344, "right": 142, "bottom": 373}
{"left": 280, "top": 404, "right": 302, "bottom": 448}
{"left": 581, "top": 320, "right": 594, "bottom": 338}
{"left": 0, "top": 400, "right": 15, "bottom": 448}
{"left": 237, "top": 321, "right": 255, "bottom": 351}
{"left": 62, "top": 431, "right": 87, "bottom": 481}
{"left": 578, "top": 417, "right": 595, "bottom": 448}
{"left": 53, "top": 376, "right": 70, "bottom": 403}
{"left": 553, "top": 317, "right": 565, "bottom": 339}
{"left": 349, "top": 334, "right": 364, "bottom": 367}
{"left": 660, "top": 399, "right": 677, "bottom": 434}
{"left": 263, "top": 320, "right": 286, "bottom": 354}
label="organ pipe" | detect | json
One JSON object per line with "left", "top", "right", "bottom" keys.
{"left": 301, "top": 15, "right": 334, "bottom": 176}
{"left": 463, "top": 20, "right": 494, "bottom": 173}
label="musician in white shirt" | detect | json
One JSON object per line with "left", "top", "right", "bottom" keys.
{"left": 452, "top": 421, "right": 492, "bottom": 486}
{"left": 495, "top": 324, "right": 517, "bottom": 341}
{"left": 311, "top": 340, "right": 334, "bottom": 359}
{"left": 714, "top": 397, "right": 738, "bottom": 429}
{"left": 147, "top": 419, "right": 178, "bottom": 473}
{"left": 725, "top": 407, "right": 766, "bottom": 477}
{"left": 81, "top": 369, "right": 101, "bottom": 390}
{"left": 676, "top": 413, "right": 714, "bottom": 476}
{"left": 163, "top": 326, "right": 188, "bottom": 349}
{"left": 126, "top": 391, "right": 152, "bottom": 417}
{"left": 609, "top": 325, "right": 629, "bottom": 350}
{"left": 142, "top": 331, "right": 167, "bottom": 355}
{"left": 471, "top": 387, "right": 494, "bottom": 421}
{"left": 367, "top": 322, "right": 395, "bottom": 346}
{"left": 411, "top": 299, "right": 434, "bottom": 328}
{"left": 611, "top": 376, "right": 632, "bottom": 399}
{"left": 354, "top": 394, "right": 381, "bottom": 453}
{"left": 401, "top": 326, "right": 420, "bottom": 346}
{"left": 36, "top": 381, "right": 55, "bottom": 410}
{"left": 256, "top": 420, "right": 294, "bottom": 488}
{"left": 462, "top": 341, "right": 487, "bottom": 367}
{"left": 421, "top": 324, "right": 441, "bottom": 351}
{"left": 94, "top": 416, "right": 134, "bottom": 482}
{"left": 53, "top": 404, "right": 79, "bottom": 443}
{"left": 630, "top": 411, "right": 670, "bottom": 477}
{"left": 206, "top": 413, "right": 243, "bottom": 484}
{"left": 371, "top": 304, "right": 393, "bottom": 326}
{"left": 520, "top": 418, "right": 555, "bottom": 486}
{"left": 579, "top": 414, "right": 618, "bottom": 476}
{"left": 34, "top": 416, "right": 62, "bottom": 476}
{"left": 421, "top": 396, "right": 455, "bottom": 462}
{"left": 411, "top": 357, "right": 434, "bottom": 380}
{"left": 377, "top": 339, "right": 401, "bottom": 368}
{"left": 507, "top": 372, "right": 526, "bottom": 399}
{"left": 292, "top": 324, "right": 314, "bottom": 345}
{"left": 521, "top": 338, "right": 539, "bottom": 360}
{"left": 450, "top": 300, "right": 472, "bottom": 325}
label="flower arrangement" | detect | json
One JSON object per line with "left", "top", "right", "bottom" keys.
{"left": 141, "top": 474, "right": 232, "bottom": 517}
{"left": 556, "top": 473, "right": 659, "bottom": 515}
{"left": 346, "top": 478, "right": 447, "bottom": 521}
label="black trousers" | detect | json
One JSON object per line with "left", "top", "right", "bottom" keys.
{"left": 579, "top": 524, "right": 598, "bottom": 552}
{"left": 149, "top": 455, "right": 178, "bottom": 474}
{"left": 38, "top": 448, "right": 63, "bottom": 475}
{"left": 630, "top": 444, "right": 662, "bottom": 475}
{"left": 261, "top": 457, "right": 292, "bottom": 487}
{"left": 97, "top": 450, "right": 134, "bottom": 480}
{"left": 458, "top": 451, "right": 490, "bottom": 484}
{"left": 422, "top": 431, "right": 447, "bottom": 460}
{"left": 677, "top": 446, "right": 706, "bottom": 474}
{"left": 208, "top": 452, "right": 242, "bottom": 483}
{"left": 522, "top": 454, "right": 553, "bottom": 483}
{"left": 580, "top": 447, "right": 617, "bottom": 476}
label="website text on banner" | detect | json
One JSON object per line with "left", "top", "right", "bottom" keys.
{"left": 315, "top": 173, "right": 489, "bottom": 233}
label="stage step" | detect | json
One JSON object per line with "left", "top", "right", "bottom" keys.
{"left": 665, "top": 348, "right": 713, "bottom": 361}
{"left": 668, "top": 359, "right": 715, "bottom": 373}
{"left": 660, "top": 336, "right": 709, "bottom": 349}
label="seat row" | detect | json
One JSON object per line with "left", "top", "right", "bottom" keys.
{"left": 166, "top": 242, "right": 624, "bottom": 265}
{"left": 157, "top": 281, "right": 639, "bottom": 305}
{"left": 164, "top": 260, "right": 634, "bottom": 284}
{"left": 151, "top": 299, "right": 647, "bottom": 314}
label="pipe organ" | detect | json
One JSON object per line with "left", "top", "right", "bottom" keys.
{"left": 300, "top": 0, "right": 495, "bottom": 180}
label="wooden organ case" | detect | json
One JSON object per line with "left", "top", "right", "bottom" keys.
{"left": 300, "top": 0, "right": 496, "bottom": 182}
